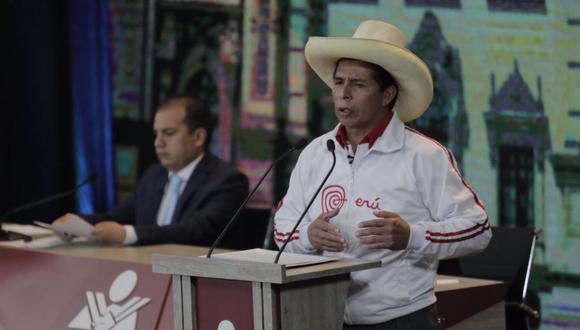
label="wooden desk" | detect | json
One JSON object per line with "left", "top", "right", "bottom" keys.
{"left": 0, "top": 243, "right": 504, "bottom": 329}
{"left": 0, "top": 243, "right": 220, "bottom": 330}
{"left": 436, "top": 275, "right": 505, "bottom": 329}
{"left": 45, "top": 242, "right": 222, "bottom": 263}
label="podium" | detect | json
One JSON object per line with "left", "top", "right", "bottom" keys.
{"left": 152, "top": 252, "right": 381, "bottom": 330}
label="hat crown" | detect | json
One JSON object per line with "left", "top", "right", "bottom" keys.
{"left": 352, "top": 20, "right": 406, "bottom": 48}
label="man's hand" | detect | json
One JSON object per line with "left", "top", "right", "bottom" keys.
{"left": 52, "top": 213, "right": 78, "bottom": 242}
{"left": 307, "top": 208, "right": 346, "bottom": 252}
{"left": 356, "top": 210, "right": 410, "bottom": 250}
{"left": 92, "top": 221, "right": 126, "bottom": 245}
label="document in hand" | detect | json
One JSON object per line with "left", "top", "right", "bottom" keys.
{"left": 33, "top": 214, "right": 95, "bottom": 241}
{"left": 211, "top": 248, "right": 338, "bottom": 268}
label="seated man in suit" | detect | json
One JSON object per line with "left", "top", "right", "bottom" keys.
{"left": 53, "top": 95, "right": 248, "bottom": 247}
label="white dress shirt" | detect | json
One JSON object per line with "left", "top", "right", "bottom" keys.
{"left": 123, "top": 154, "right": 204, "bottom": 245}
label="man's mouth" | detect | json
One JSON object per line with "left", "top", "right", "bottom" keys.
{"left": 337, "top": 107, "right": 352, "bottom": 116}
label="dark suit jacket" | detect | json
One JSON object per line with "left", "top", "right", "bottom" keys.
{"left": 91, "top": 153, "right": 248, "bottom": 247}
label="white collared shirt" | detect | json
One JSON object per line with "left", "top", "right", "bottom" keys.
{"left": 123, "top": 154, "right": 204, "bottom": 245}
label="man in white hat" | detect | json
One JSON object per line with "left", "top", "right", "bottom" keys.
{"left": 274, "top": 20, "right": 491, "bottom": 329}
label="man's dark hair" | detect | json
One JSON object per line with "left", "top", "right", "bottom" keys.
{"left": 157, "top": 94, "right": 214, "bottom": 150}
{"left": 333, "top": 58, "right": 399, "bottom": 110}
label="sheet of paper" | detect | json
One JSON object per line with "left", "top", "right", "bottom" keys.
{"left": 2, "top": 223, "right": 53, "bottom": 236}
{"left": 0, "top": 236, "right": 87, "bottom": 249}
{"left": 34, "top": 214, "right": 95, "bottom": 240}
{"left": 211, "top": 248, "right": 338, "bottom": 268}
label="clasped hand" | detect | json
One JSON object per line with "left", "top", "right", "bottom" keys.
{"left": 307, "top": 209, "right": 410, "bottom": 252}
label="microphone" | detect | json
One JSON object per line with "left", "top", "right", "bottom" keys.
{"left": 0, "top": 173, "right": 97, "bottom": 222}
{"left": 274, "top": 140, "right": 336, "bottom": 264}
{"left": 206, "top": 138, "right": 308, "bottom": 258}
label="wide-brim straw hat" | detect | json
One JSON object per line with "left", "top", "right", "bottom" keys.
{"left": 305, "top": 20, "right": 433, "bottom": 122}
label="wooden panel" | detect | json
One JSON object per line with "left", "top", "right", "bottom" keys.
{"left": 153, "top": 254, "right": 286, "bottom": 283}
{"left": 45, "top": 244, "right": 223, "bottom": 264}
{"left": 435, "top": 275, "right": 503, "bottom": 292}
{"left": 182, "top": 276, "right": 196, "bottom": 330}
{"left": 284, "top": 258, "right": 381, "bottom": 283}
{"left": 153, "top": 254, "right": 380, "bottom": 284}
{"left": 253, "top": 282, "right": 264, "bottom": 330}
{"left": 262, "top": 283, "right": 278, "bottom": 330}
{"left": 278, "top": 274, "right": 350, "bottom": 330}
{"left": 436, "top": 275, "right": 505, "bottom": 329}
{"left": 172, "top": 275, "right": 183, "bottom": 330}
{"left": 196, "top": 278, "right": 254, "bottom": 329}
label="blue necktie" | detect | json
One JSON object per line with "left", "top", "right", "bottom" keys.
{"left": 159, "top": 174, "right": 183, "bottom": 226}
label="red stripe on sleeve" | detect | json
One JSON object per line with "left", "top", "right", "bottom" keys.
{"left": 275, "top": 236, "right": 299, "bottom": 243}
{"left": 426, "top": 219, "right": 489, "bottom": 237}
{"left": 426, "top": 222, "right": 491, "bottom": 243}
{"left": 274, "top": 228, "right": 300, "bottom": 237}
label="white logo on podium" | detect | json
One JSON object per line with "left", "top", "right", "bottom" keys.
{"left": 218, "top": 320, "right": 235, "bottom": 330}
{"left": 68, "top": 270, "right": 151, "bottom": 330}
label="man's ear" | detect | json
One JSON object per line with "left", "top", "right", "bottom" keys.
{"left": 381, "top": 85, "right": 397, "bottom": 108}
{"left": 193, "top": 128, "right": 207, "bottom": 148}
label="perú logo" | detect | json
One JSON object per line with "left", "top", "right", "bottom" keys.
{"left": 68, "top": 270, "right": 151, "bottom": 330}
{"left": 321, "top": 185, "right": 347, "bottom": 213}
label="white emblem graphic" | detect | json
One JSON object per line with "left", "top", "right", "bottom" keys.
{"left": 68, "top": 270, "right": 151, "bottom": 330}
{"left": 218, "top": 320, "right": 235, "bottom": 330}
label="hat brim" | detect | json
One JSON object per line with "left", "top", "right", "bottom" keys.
{"left": 305, "top": 37, "right": 433, "bottom": 122}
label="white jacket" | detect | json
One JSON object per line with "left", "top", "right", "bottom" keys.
{"left": 274, "top": 114, "right": 491, "bottom": 325}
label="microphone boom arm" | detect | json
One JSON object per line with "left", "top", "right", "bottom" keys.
{"left": 206, "top": 139, "right": 308, "bottom": 258}
{"left": 0, "top": 173, "right": 97, "bottom": 241}
{"left": 274, "top": 140, "right": 336, "bottom": 264}
{"left": 1, "top": 174, "right": 97, "bottom": 222}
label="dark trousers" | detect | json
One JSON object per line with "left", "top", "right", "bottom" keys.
{"left": 343, "top": 304, "right": 440, "bottom": 330}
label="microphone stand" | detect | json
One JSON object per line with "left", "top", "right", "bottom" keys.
{"left": 0, "top": 174, "right": 97, "bottom": 241}
{"left": 274, "top": 140, "right": 336, "bottom": 264}
{"left": 206, "top": 139, "right": 307, "bottom": 258}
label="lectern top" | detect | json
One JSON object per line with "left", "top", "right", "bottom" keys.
{"left": 152, "top": 253, "right": 380, "bottom": 284}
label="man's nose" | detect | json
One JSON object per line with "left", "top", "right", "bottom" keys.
{"left": 154, "top": 135, "right": 164, "bottom": 147}
{"left": 340, "top": 83, "right": 352, "bottom": 100}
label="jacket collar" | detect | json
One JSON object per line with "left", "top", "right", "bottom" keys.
{"left": 171, "top": 153, "right": 215, "bottom": 223}
{"left": 170, "top": 153, "right": 204, "bottom": 183}
{"left": 332, "top": 111, "right": 404, "bottom": 154}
